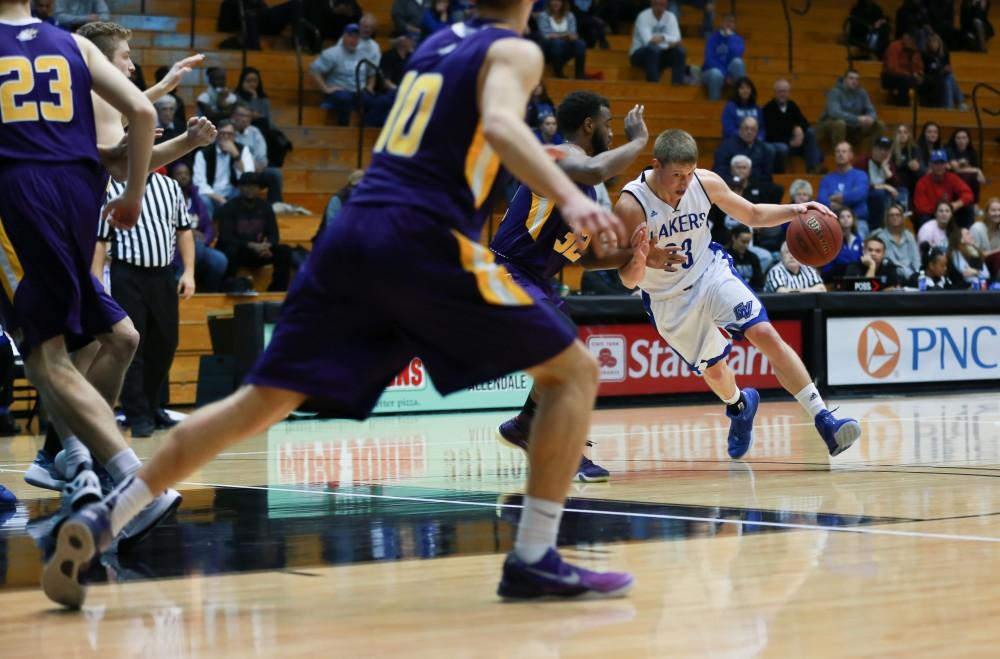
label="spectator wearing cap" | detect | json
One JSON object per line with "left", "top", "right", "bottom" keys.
{"left": 764, "top": 242, "right": 826, "bottom": 293}
{"left": 914, "top": 149, "right": 974, "bottom": 229}
{"left": 845, "top": 236, "right": 903, "bottom": 288}
{"left": 192, "top": 119, "right": 256, "bottom": 217}
{"left": 215, "top": 173, "right": 293, "bottom": 291}
{"left": 819, "top": 141, "right": 871, "bottom": 231}
{"left": 857, "top": 136, "right": 906, "bottom": 232}
{"left": 381, "top": 32, "right": 418, "bottom": 90}
{"left": 310, "top": 23, "right": 393, "bottom": 126}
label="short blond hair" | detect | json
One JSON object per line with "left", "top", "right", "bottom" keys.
{"left": 653, "top": 129, "right": 698, "bottom": 165}
{"left": 77, "top": 22, "right": 132, "bottom": 60}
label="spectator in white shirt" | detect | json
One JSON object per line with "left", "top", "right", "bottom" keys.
{"left": 231, "top": 102, "right": 284, "bottom": 204}
{"left": 629, "top": 0, "right": 689, "bottom": 85}
{"left": 192, "top": 120, "right": 256, "bottom": 216}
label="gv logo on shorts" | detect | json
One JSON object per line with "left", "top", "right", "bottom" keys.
{"left": 733, "top": 301, "right": 754, "bottom": 321}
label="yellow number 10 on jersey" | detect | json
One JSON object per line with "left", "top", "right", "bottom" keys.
{"left": 0, "top": 55, "right": 74, "bottom": 124}
{"left": 373, "top": 71, "right": 443, "bottom": 157}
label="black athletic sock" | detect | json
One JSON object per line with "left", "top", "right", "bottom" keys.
{"left": 726, "top": 393, "right": 746, "bottom": 417}
{"left": 42, "top": 424, "right": 61, "bottom": 457}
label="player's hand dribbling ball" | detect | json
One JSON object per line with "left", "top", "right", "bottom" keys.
{"left": 786, "top": 203, "right": 842, "bottom": 267}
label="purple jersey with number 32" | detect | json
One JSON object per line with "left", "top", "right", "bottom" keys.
{"left": 349, "top": 20, "right": 518, "bottom": 240}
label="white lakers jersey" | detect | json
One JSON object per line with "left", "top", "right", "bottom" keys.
{"left": 623, "top": 168, "right": 715, "bottom": 298}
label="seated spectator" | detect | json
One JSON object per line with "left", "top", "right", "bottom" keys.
{"left": 154, "top": 95, "right": 186, "bottom": 145}
{"left": 881, "top": 30, "right": 940, "bottom": 107}
{"left": 310, "top": 24, "right": 392, "bottom": 127}
{"left": 721, "top": 77, "right": 761, "bottom": 140}
{"left": 305, "top": 0, "right": 362, "bottom": 44}
{"left": 789, "top": 178, "right": 813, "bottom": 204}
{"left": 599, "top": 0, "right": 642, "bottom": 35}
{"left": 198, "top": 67, "right": 239, "bottom": 125}
{"left": 357, "top": 13, "right": 382, "bottom": 63}
{"left": 819, "top": 142, "right": 871, "bottom": 232}
{"left": 712, "top": 116, "right": 776, "bottom": 184}
{"left": 318, "top": 169, "right": 365, "bottom": 240}
{"left": 539, "top": 0, "right": 587, "bottom": 79}
{"left": 817, "top": 69, "right": 885, "bottom": 151}
{"left": 895, "top": 0, "right": 930, "bottom": 42}
{"left": 535, "top": 113, "right": 565, "bottom": 145}
{"left": 236, "top": 66, "right": 273, "bottom": 131}
{"left": 917, "top": 121, "right": 942, "bottom": 167}
{"left": 727, "top": 225, "right": 764, "bottom": 291}
{"left": 154, "top": 66, "right": 188, "bottom": 127}
{"left": 917, "top": 200, "right": 955, "bottom": 249}
{"left": 890, "top": 122, "right": 924, "bottom": 198}
{"left": 922, "top": 32, "right": 965, "bottom": 110}
{"left": 231, "top": 102, "right": 284, "bottom": 204}
{"left": 946, "top": 128, "right": 986, "bottom": 204}
{"left": 961, "top": 0, "right": 994, "bottom": 52}
{"left": 380, "top": 31, "right": 417, "bottom": 90}
{"left": 845, "top": 236, "right": 903, "bottom": 288}
{"left": 192, "top": 120, "right": 256, "bottom": 216}
{"left": 422, "top": 0, "right": 453, "bottom": 37}
{"left": 848, "top": 0, "right": 891, "bottom": 59}
{"left": 970, "top": 198, "right": 1000, "bottom": 267}
{"left": 871, "top": 203, "right": 921, "bottom": 281}
{"left": 822, "top": 208, "right": 864, "bottom": 279}
{"left": 53, "top": 0, "right": 109, "bottom": 30}
{"left": 764, "top": 241, "right": 826, "bottom": 293}
{"left": 708, "top": 155, "right": 781, "bottom": 270}
{"left": 857, "top": 136, "right": 905, "bottom": 230}
{"left": 170, "top": 162, "right": 229, "bottom": 292}
{"left": 32, "top": 0, "right": 56, "bottom": 25}
{"left": 669, "top": 0, "right": 714, "bottom": 38}
{"left": 923, "top": 246, "right": 959, "bottom": 289}
{"left": 217, "top": 0, "right": 304, "bottom": 51}
{"left": 630, "top": 0, "right": 689, "bottom": 85}
{"left": 948, "top": 225, "right": 991, "bottom": 286}
{"left": 701, "top": 13, "right": 745, "bottom": 102}
{"left": 762, "top": 79, "right": 822, "bottom": 174}
{"left": 526, "top": 82, "right": 556, "bottom": 129}
{"left": 581, "top": 270, "right": 633, "bottom": 295}
{"left": 571, "top": 0, "right": 609, "bottom": 49}
{"left": 215, "top": 173, "right": 293, "bottom": 292}
{"left": 392, "top": 0, "right": 424, "bottom": 35}
{"left": 914, "top": 150, "right": 974, "bottom": 228}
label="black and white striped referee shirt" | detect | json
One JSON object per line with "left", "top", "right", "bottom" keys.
{"left": 764, "top": 262, "right": 824, "bottom": 293}
{"left": 99, "top": 173, "right": 193, "bottom": 268}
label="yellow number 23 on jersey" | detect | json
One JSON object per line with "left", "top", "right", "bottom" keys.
{"left": 374, "top": 71, "right": 443, "bottom": 157}
{"left": 0, "top": 55, "right": 74, "bottom": 124}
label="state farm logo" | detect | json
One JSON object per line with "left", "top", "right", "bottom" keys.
{"left": 857, "top": 321, "right": 900, "bottom": 378}
{"left": 587, "top": 336, "right": 626, "bottom": 382}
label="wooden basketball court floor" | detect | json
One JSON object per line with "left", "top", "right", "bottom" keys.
{"left": 0, "top": 391, "right": 998, "bottom": 657}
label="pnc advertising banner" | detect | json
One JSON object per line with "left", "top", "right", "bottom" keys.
{"left": 579, "top": 320, "right": 803, "bottom": 395}
{"left": 826, "top": 316, "right": 1000, "bottom": 385}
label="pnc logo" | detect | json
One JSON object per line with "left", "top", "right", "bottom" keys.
{"left": 857, "top": 321, "right": 900, "bottom": 378}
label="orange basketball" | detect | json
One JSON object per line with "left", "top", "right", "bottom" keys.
{"left": 786, "top": 211, "right": 843, "bottom": 267}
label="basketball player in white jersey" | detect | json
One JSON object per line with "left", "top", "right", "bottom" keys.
{"left": 617, "top": 129, "right": 861, "bottom": 459}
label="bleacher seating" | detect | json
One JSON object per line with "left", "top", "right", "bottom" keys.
{"left": 88, "top": 0, "right": 999, "bottom": 405}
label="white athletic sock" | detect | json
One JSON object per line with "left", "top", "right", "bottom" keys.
{"left": 795, "top": 383, "right": 826, "bottom": 417}
{"left": 722, "top": 389, "right": 742, "bottom": 406}
{"left": 514, "top": 495, "right": 563, "bottom": 564}
{"left": 58, "top": 436, "right": 92, "bottom": 477}
{"left": 110, "top": 477, "right": 154, "bottom": 536}
{"left": 105, "top": 449, "right": 142, "bottom": 484}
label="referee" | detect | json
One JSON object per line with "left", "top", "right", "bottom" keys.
{"left": 764, "top": 242, "right": 827, "bottom": 293}
{"left": 96, "top": 172, "right": 195, "bottom": 438}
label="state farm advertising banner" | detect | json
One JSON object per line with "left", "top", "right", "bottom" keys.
{"left": 827, "top": 316, "right": 1000, "bottom": 385}
{"left": 579, "top": 320, "right": 803, "bottom": 395}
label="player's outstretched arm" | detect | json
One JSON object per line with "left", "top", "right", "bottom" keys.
{"left": 558, "top": 105, "right": 649, "bottom": 185}
{"left": 75, "top": 35, "right": 155, "bottom": 228}
{"left": 145, "top": 53, "right": 205, "bottom": 104}
{"left": 479, "top": 38, "right": 625, "bottom": 254}
{"left": 614, "top": 192, "right": 648, "bottom": 288}
{"left": 700, "top": 169, "right": 837, "bottom": 228}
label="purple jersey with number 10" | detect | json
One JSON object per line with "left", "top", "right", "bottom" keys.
{"left": 349, "top": 19, "right": 518, "bottom": 240}
{"left": 0, "top": 19, "right": 98, "bottom": 166}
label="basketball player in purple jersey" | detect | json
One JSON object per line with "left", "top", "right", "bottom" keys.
{"left": 491, "top": 90, "right": 684, "bottom": 481}
{"left": 23, "top": 22, "right": 214, "bottom": 511}
{"left": 45, "top": 0, "right": 636, "bottom": 608}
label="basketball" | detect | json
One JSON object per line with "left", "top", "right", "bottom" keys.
{"left": 786, "top": 211, "right": 843, "bottom": 267}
